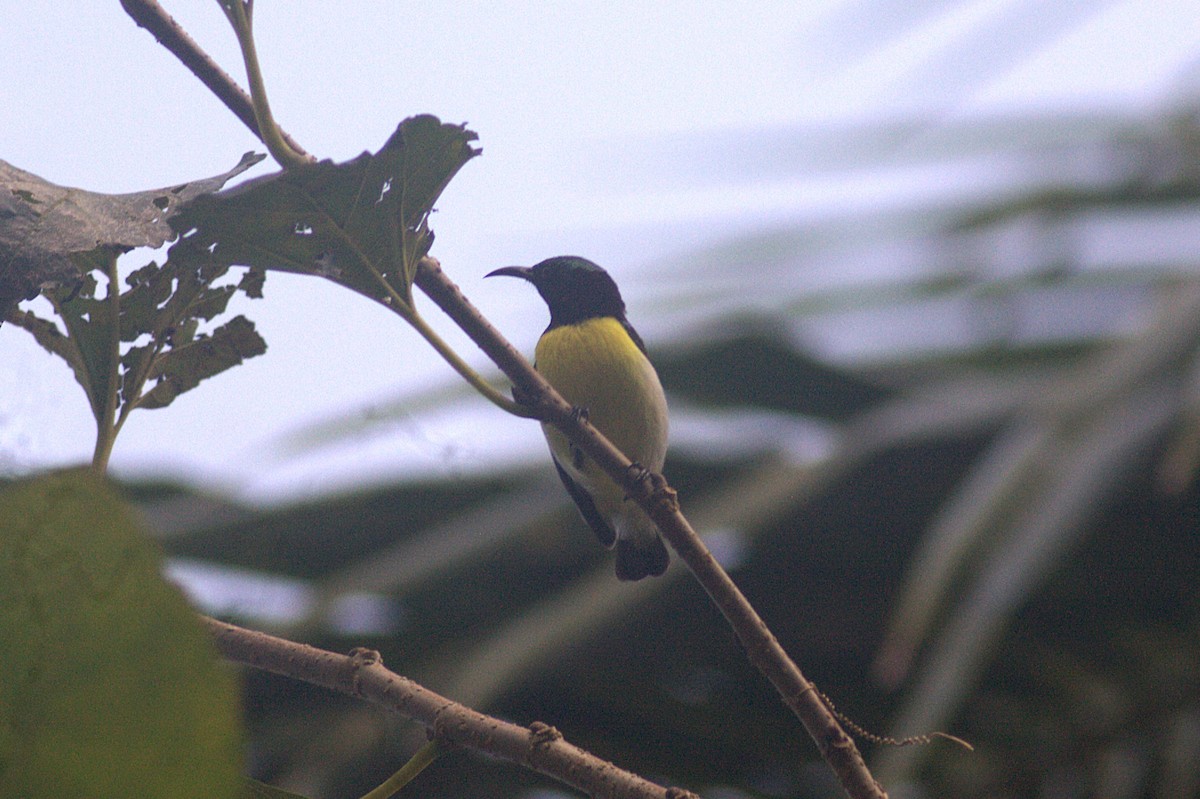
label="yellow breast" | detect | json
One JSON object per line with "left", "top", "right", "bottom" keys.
{"left": 534, "top": 317, "right": 669, "bottom": 479}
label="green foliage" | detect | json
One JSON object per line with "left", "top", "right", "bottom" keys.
{"left": 2, "top": 152, "right": 270, "bottom": 467}
{"left": 0, "top": 469, "right": 242, "bottom": 799}
{"left": 0, "top": 112, "right": 481, "bottom": 798}
{"left": 8, "top": 249, "right": 266, "bottom": 423}
{"left": 133, "top": 107, "right": 1200, "bottom": 798}
{"left": 173, "top": 115, "right": 480, "bottom": 312}
{"left": 653, "top": 322, "right": 892, "bottom": 419}
{"left": 3, "top": 115, "right": 489, "bottom": 467}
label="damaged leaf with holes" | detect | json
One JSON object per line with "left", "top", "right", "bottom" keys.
{"left": 171, "top": 115, "right": 480, "bottom": 310}
{"left": 7, "top": 239, "right": 267, "bottom": 427}
{"left": 0, "top": 152, "right": 264, "bottom": 319}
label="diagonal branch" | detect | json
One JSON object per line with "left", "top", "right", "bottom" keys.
{"left": 121, "top": 4, "right": 887, "bottom": 797}
{"left": 202, "top": 616, "right": 693, "bottom": 799}
{"left": 415, "top": 260, "right": 885, "bottom": 799}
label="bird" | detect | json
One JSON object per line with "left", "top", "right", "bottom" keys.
{"left": 487, "top": 256, "right": 670, "bottom": 580}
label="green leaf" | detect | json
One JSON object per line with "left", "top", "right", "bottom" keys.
{"left": 238, "top": 267, "right": 267, "bottom": 299}
{"left": 4, "top": 154, "right": 271, "bottom": 430}
{"left": 172, "top": 115, "right": 480, "bottom": 309}
{"left": 0, "top": 469, "right": 242, "bottom": 799}
{"left": 137, "top": 315, "right": 267, "bottom": 410}
{"left": 119, "top": 242, "right": 267, "bottom": 413}
{"left": 4, "top": 307, "right": 88, "bottom": 394}
{"left": 10, "top": 239, "right": 267, "bottom": 425}
{"left": 0, "top": 152, "right": 264, "bottom": 319}
{"left": 46, "top": 260, "right": 119, "bottom": 423}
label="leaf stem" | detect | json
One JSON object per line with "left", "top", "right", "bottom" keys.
{"left": 220, "top": 0, "right": 309, "bottom": 170}
{"left": 357, "top": 247, "right": 535, "bottom": 418}
{"left": 91, "top": 254, "right": 122, "bottom": 472}
{"left": 359, "top": 740, "right": 441, "bottom": 799}
{"left": 404, "top": 308, "right": 535, "bottom": 418}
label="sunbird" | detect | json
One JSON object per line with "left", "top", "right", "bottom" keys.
{"left": 487, "top": 256, "right": 670, "bottom": 580}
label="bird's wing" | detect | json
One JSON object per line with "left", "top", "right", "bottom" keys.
{"left": 621, "top": 318, "right": 648, "bottom": 355}
{"left": 552, "top": 455, "right": 616, "bottom": 547}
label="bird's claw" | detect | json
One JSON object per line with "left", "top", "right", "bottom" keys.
{"left": 623, "top": 462, "right": 661, "bottom": 500}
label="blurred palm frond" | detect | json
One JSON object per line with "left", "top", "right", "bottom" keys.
{"left": 134, "top": 100, "right": 1200, "bottom": 799}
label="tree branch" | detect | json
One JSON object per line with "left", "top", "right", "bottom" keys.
{"left": 122, "top": 5, "right": 887, "bottom": 797}
{"left": 416, "top": 259, "right": 885, "bottom": 798}
{"left": 202, "top": 617, "right": 693, "bottom": 799}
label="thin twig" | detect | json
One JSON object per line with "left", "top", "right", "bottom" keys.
{"left": 359, "top": 739, "right": 441, "bottom": 799}
{"left": 218, "top": 0, "right": 310, "bottom": 169}
{"left": 201, "top": 617, "right": 694, "bottom": 799}
{"left": 91, "top": 253, "right": 123, "bottom": 471}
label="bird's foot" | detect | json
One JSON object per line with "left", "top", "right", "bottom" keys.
{"left": 624, "top": 462, "right": 658, "bottom": 499}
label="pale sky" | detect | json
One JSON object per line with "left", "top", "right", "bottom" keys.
{"left": 4, "top": 1, "right": 1200, "bottom": 502}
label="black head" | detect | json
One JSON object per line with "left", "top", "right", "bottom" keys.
{"left": 487, "top": 256, "right": 627, "bottom": 327}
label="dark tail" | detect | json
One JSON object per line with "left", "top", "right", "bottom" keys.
{"left": 614, "top": 536, "right": 669, "bottom": 581}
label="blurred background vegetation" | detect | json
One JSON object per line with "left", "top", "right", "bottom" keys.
{"left": 122, "top": 99, "right": 1200, "bottom": 799}
{"left": 7, "top": 2, "right": 1200, "bottom": 798}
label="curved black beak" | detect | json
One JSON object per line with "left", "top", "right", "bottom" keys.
{"left": 485, "top": 265, "right": 534, "bottom": 281}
